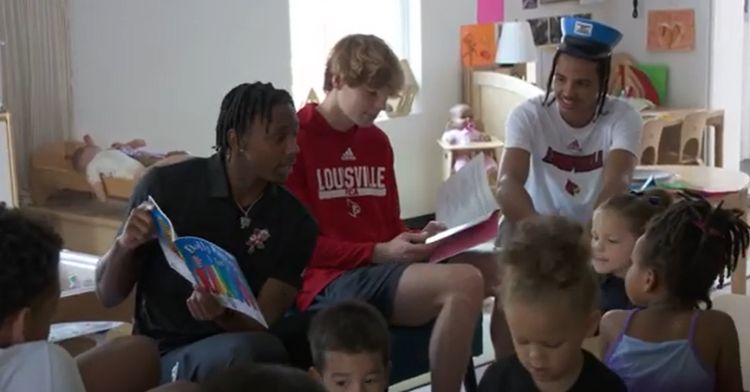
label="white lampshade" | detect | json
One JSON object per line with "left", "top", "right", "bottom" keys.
{"left": 495, "top": 21, "right": 537, "bottom": 65}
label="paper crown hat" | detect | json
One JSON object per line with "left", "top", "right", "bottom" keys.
{"left": 559, "top": 17, "right": 623, "bottom": 60}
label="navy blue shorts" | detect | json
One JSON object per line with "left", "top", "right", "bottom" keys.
{"left": 310, "top": 263, "right": 409, "bottom": 319}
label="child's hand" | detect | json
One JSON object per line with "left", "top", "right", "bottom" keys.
{"left": 186, "top": 286, "right": 225, "bottom": 321}
{"left": 116, "top": 202, "right": 156, "bottom": 250}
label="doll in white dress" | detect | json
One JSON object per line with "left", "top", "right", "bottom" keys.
{"left": 70, "top": 134, "right": 190, "bottom": 201}
{"left": 441, "top": 104, "right": 498, "bottom": 176}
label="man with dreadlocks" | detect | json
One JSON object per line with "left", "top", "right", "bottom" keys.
{"left": 497, "top": 17, "right": 641, "bottom": 232}
{"left": 95, "top": 82, "right": 318, "bottom": 384}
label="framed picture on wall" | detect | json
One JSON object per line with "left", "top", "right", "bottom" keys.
{"left": 529, "top": 18, "right": 550, "bottom": 46}
{"left": 0, "top": 112, "right": 18, "bottom": 208}
{"left": 647, "top": 9, "right": 696, "bottom": 52}
{"left": 523, "top": 0, "right": 538, "bottom": 10}
{"left": 460, "top": 23, "right": 498, "bottom": 67}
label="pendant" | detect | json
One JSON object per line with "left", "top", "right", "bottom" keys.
{"left": 246, "top": 228, "right": 270, "bottom": 255}
{"left": 240, "top": 216, "right": 251, "bottom": 229}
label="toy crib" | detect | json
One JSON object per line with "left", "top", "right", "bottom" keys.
{"left": 30, "top": 141, "right": 136, "bottom": 205}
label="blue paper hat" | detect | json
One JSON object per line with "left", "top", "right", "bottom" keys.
{"left": 559, "top": 17, "right": 623, "bottom": 60}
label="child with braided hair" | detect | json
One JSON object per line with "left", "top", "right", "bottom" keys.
{"left": 591, "top": 189, "right": 672, "bottom": 314}
{"left": 601, "top": 192, "right": 748, "bottom": 392}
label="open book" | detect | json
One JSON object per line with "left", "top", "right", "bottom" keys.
{"left": 148, "top": 196, "right": 267, "bottom": 328}
{"left": 49, "top": 321, "right": 125, "bottom": 343}
{"left": 426, "top": 154, "right": 501, "bottom": 263}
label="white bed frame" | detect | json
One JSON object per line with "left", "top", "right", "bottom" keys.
{"left": 466, "top": 71, "right": 544, "bottom": 141}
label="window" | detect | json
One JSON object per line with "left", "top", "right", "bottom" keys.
{"left": 288, "top": 0, "right": 417, "bottom": 108}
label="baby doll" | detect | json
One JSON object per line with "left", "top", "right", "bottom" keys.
{"left": 70, "top": 134, "right": 188, "bottom": 202}
{"left": 441, "top": 104, "right": 498, "bottom": 175}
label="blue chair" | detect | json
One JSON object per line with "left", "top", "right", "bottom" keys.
{"left": 389, "top": 318, "right": 484, "bottom": 391}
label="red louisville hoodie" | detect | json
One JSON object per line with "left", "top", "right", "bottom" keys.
{"left": 285, "top": 103, "right": 408, "bottom": 310}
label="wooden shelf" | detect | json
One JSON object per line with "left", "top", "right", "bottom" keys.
{"left": 24, "top": 192, "right": 126, "bottom": 255}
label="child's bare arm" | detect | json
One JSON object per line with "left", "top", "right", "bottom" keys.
{"left": 598, "top": 310, "right": 627, "bottom": 359}
{"left": 713, "top": 311, "right": 743, "bottom": 392}
{"left": 90, "top": 180, "right": 107, "bottom": 202}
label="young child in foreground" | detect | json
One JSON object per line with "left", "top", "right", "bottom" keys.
{"left": 0, "top": 204, "right": 160, "bottom": 392}
{"left": 600, "top": 193, "right": 747, "bottom": 392}
{"left": 308, "top": 300, "right": 391, "bottom": 392}
{"left": 591, "top": 189, "right": 671, "bottom": 313}
{"left": 479, "top": 215, "right": 626, "bottom": 392}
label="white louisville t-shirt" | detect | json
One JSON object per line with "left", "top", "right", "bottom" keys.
{"left": 0, "top": 341, "right": 85, "bottom": 392}
{"left": 505, "top": 95, "right": 642, "bottom": 223}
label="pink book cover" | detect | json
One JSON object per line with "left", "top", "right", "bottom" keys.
{"left": 428, "top": 210, "right": 500, "bottom": 263}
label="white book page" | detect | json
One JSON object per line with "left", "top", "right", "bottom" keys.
{"left": 158, "top": 240, "right": 196, "bottom": 284}
{"left": 149, "top": 196, "right": 195, "bottom": 284}
{"left": 435, "top": 153, "right": 499, "bottom": 228}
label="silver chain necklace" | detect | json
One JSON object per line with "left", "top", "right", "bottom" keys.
{"left": 235, "top": 193, "right": 263, "bottom": 229}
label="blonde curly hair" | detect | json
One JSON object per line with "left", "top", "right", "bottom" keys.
{"left": 323, "top": 34, "right": 404, "bottom": 96}
{"left": 501, "top": 215, "right": 598, "bottom": 315}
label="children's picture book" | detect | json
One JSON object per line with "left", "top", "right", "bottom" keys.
{"left": 427, "top": 154, "right": 501, "bottom": 263}
{"left": 49, "top": 321, "right": 125, "bottom": 343}
{"left": 656, "top": 180, "right": 735, "bottom": 198}
{"left": 148, "top": 196, "right": 267, "bottom": 328}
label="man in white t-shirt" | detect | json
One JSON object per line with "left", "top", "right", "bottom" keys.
{"left": 497, "top": 17, "right": 641, "bottom": 230}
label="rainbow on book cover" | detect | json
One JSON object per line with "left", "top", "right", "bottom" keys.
{"left": 147, "top": 196, "right": 267, "bottom": 328}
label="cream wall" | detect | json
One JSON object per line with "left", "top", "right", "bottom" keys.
{"left": 70, "top": 0, "right": 293, "bottom": 158}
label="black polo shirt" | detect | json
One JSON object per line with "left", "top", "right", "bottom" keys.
{"left": 125, "top": 154, "right": 317, "bottom": 352}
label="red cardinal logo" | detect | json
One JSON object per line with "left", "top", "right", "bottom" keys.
{"left": 347, "top": 199, "right": 361, "bottom": 218}
{"left": 565, "top": 179, "right": 581, "bottom": 196}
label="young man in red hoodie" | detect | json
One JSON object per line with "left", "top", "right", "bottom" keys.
{"left": 286, "top": 34, "right": 504, "bottom": 392}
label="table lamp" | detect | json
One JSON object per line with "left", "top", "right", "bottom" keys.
{"left": 495, "top": 21, "right": 537, "bottom": 79}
